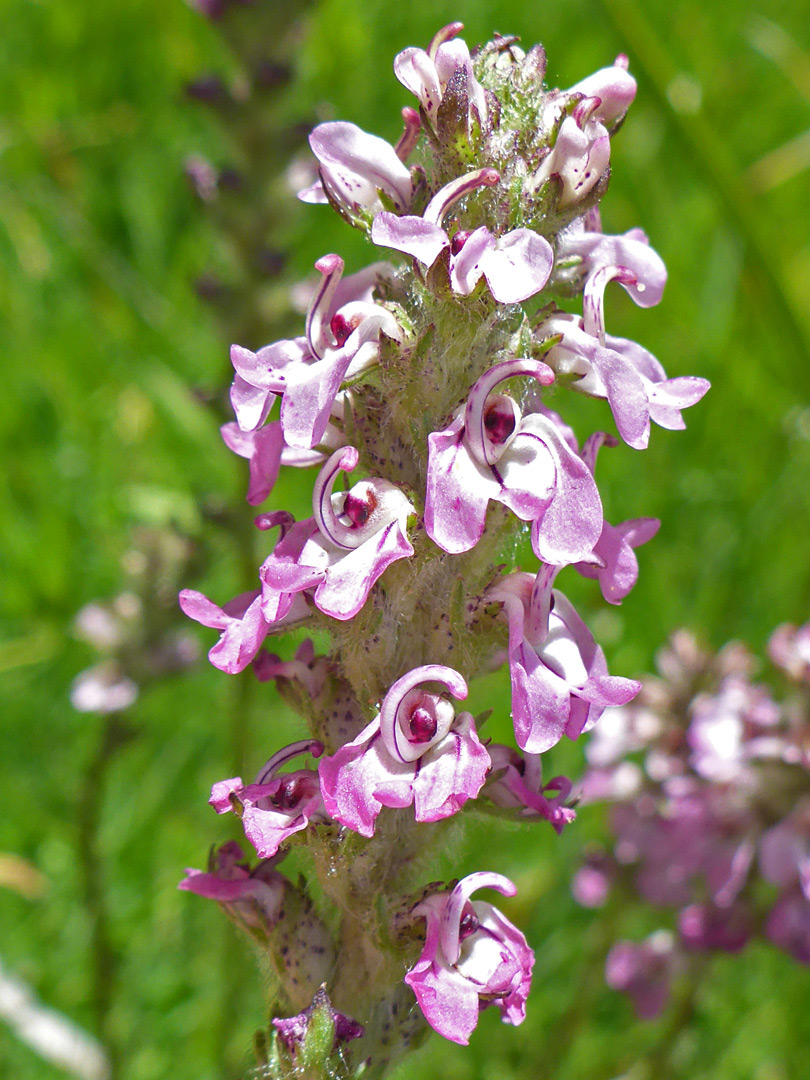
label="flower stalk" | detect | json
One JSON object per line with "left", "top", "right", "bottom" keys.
{"left": 179, "top": 23, "right": 708, "bottom": 1077}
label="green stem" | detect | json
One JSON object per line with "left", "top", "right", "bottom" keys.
{"left": 638, "top": 954, "right": 709, "bottom": 1079}
{"left": 541, "top": 901, "right": 625, "bottom": 1080}
{"left": 76, "top": 715, "right": 127, "bottom": 1080}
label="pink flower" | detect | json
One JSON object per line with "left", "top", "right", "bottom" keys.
{"left": 572, "top": 432, "right": 660, "bottom": 603}
{"left": 487, "top": 566, "right": 640, "bottom": 753}
{"left": 372, "top": 169, "right": 554, "bottom": 304}
{"left": 318, "top": 665, "right": 488, "bottom": 837}
{"left": 179, "top": 513, "right": 310, "bottom": 673}
{"left": 768, "top": 622, "right": 810, "bottom": 683}
{"left": 393, "top": 23, "right": 489, "bottom": 132}
{"left": 259, "top": 447, "right": 414, "bottom": 622}
{"left": 209, "top": 740, "right": 328, "bottom": 858}
{"left": 555, "top": 216, "right": 666, "bottom": 311}
{"left": 70, "top": 662, "right": 138, "bottom": 713}
{"left": 229, "top": 256, "right": 401, "bottom": 449}
{"left": 605, "top": 932, "right": 678, "bottom": 1019}
{"left": 298, "top": 121, "right": 413, "bottom": 217}
{"left": 178, "top": 840, "right": 287, "bottom": 935}
{"left": 611, "top": 781, "right": 756, "bottom": 909}
{"left": 546, "top": 316, "right": 709, "bottom": 449}
{"left": 425, "top": 360, "right": 604, "bottom": 563}
{"left": 404, "top": 872, "right": 534, "bottom": 1045}
{"left": 531, "top": 98, "right": 611, "bottom": 208}
{"left": 687, "top": 675, "right": 783, "bottom": 783}
{"left": 485, "top": 744, "right": 576, "bottom": 833}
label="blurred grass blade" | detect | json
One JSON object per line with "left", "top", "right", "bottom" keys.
{"left": 599, "top": 0, "right": 810, "bottom": 376}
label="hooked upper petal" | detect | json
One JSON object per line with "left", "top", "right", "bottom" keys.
{"left": 567, "top": 63, "right": 637, "bottom": 126}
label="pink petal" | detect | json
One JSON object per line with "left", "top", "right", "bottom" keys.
{"left": 411, "top": 714, "right": 490, "bottom": 822}
{"left": 521, "top": 414, "right": 603, "bottom": 564}
{"left": 221, "top": 421, "right": 285, "bottom": 505}
{"left": 314, "top": 518, "right": 414, "bottom": 620}
{"left": 425, "top": 417, "right": 497, "bottom": 554}
{"left": 309, "top": 122, "right": 413, "bottom": 211}
{"left": 229, "top": 374, "right": 274, "bottom": 433}
{"left": 280, "top": 348, "right": 355, "bottom": 450}
{"left": 242, "top": 805, "right": 311, "bottom": 858}
{"left": 319, "top": 725, "right": 413, "bottom": 837}
{"left": 209, "top": 594, "right": 272, "bottom": 674}
{"left": 371, "top": 212, "right": 449, "bottom": 266}
{"left": 481, "top": 229, "right": 554, "bottom": 303}
{"left": 567, "top": 64, "right": 637, "bottom": 125}
{"left": 178, "top": 589, "right": 231, "bottom": 630}
{"left": 394, "top": 47, "right": 442, "bottom": 114}
{"left": 511, "top": 641, "right": 572, "bottom": 753}
{"left": 449, "top": 226, "right": 495, "bottom": 295}
{"left": 491, "top": 425, "right": 556, "bottom": 521}
{"left": 404, "top": 964, "right": 481, "bottom": 1046}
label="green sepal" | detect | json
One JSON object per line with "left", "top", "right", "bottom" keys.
{"left": 299, "top": 991, "right": 337, "bottom": 1073}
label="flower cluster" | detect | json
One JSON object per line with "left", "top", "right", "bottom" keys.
{"left": 575, "top": 624, "right": 810, "bottom": 1018}
{"left": 179, "top": 23, "right": 707, "bottom": 1072}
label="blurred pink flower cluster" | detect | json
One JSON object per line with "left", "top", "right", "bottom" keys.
{"left": 575, "top": 623, "right": 810, "bottom": 1017}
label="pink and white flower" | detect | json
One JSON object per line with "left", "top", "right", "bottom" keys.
{"left": 531, "top": 98, "right": 611, "bottom": 208}
{"left": 425, "top": 360, "right": 604, "bottom": 563}
{"left": 318, "top": 665, "right": 488, "bottom": 837}
{"left": 372, "top": 169, "right": 554, "bottom": 304}
{"left": 555, "top": 216, "right": 666, "bottom": 309}
{"left": 539, "top": 257, "right": 709, "bottom": 448}
{"left": 209, "top": 740, "right": 328, "bottom": 858}
{"left": 229, "top": 256, "right": 401, "bottom": 449}
{"left": 259, "top": 447, "right": 414, "bottom": 622}
{"left": 404, "top": 872, "right": 534, "bottom": 1045}
{"left": 542, "top": 316, "right": 708, "bottom": 449}
{"left": 298, "top": 121, "right": 413, "bottom": 217}
{"left": 394, "top": 23, "right": 489, "bottom": 132}
{"left": 768, "top": 621, "right": 810, "bottom": 683}
{"left": 487, "top": 566, "right": 640, "bottom": 753}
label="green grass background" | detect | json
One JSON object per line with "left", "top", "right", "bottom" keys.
{"left": 2, "top": 0, "right": 809, "bottom": 1077}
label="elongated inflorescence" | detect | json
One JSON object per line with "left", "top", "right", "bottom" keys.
{"left": 178, "top": 24, "right": 708, "bottom": 1076}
